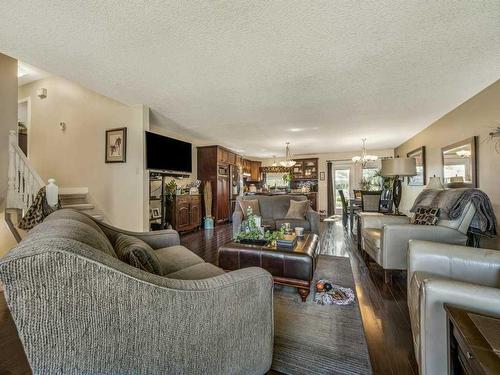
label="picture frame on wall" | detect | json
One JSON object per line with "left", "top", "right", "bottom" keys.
{"left": 105, "top": 127, "right": 127, "bottom": 163}
{"left": 407, "top": 146, "right": 426, "bottom": 186}
{"left": 319, "top": 171, "right": 325, "bottom": 181}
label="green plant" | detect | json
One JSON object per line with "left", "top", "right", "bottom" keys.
{"left": 235, "top": 207, "right": 286, "bottom": 243}
{"left": 359, "top": 177, "right": 373, "bottom": 191}
{"left": 282, "top": 172, "right": 292, "bottom": 185}
{"left": 164, "top": 180, "right": 177, "bottom": 201}
{"left": 373, "top": 169, "right": 394, "bottom": 190}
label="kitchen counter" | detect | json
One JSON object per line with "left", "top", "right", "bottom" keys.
{"left": 244, "top": 191, "right": 317, "bottom": 196}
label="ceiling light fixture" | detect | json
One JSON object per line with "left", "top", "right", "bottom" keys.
{"left": 271, "top": 156, "right": 278, "bottom": 167}
{"left": 279, "top": 142, "right": 296, "bottom": 168}
{"left": 352, "top": 138, "right": 378, "bottom": 167}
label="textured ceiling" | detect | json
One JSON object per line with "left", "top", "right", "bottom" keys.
{"left": 1, "top": 1, "right": 499, "bottom": 157}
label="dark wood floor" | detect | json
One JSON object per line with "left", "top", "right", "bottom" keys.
{"left": 0, "top": 222, "right": 418, "bottom": 375}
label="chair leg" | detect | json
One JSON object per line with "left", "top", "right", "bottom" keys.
{"left": 384, "top": 270, "right": 392, "bottom": 284}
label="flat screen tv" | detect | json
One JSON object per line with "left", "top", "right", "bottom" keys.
{"left": 145, "top": 131, "right": 192, "bottom": 173}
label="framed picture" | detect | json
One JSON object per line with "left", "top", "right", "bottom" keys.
{"left": 105, "top": 127, "right": 127, "bottom": 163}
{"left": 407, "top": 146, "right": 426, "bottom": 186}
{"left": 150, "top": 208, "right": 161, "bottom": 219}
{"left": 319, "top": 172, "right": 325, "bottom": 181}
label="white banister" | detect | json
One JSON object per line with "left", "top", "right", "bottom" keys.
{"left": 7, "top": 130, "right": 49, "bottom": 213}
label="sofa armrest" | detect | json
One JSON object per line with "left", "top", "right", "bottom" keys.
{"left": 408, "top": 240, "right": 500, "bottom": 292}
{"left": 306, "top": 208, "right": 320, "bottom": 235}
{"left": 0, "top": 243, "right": 274, "bottom": 375}
{"left": 96, "top": 220, "right": 180, "bottom": 249}
{"left": 361, "top": 215, "right": 410, "bottom": 230}
{"left": 418, "top": 278, "right": 500, "bottom": 375}
{"left": 381, "top": 224, "right": 467, "bottom": 270}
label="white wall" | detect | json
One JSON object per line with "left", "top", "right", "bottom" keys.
{"left": 19, "top": 76, "right": 148, "bottom": 231}
{"left": 0, "top": 53, "right": 18, "bottom": 205}
{"left": 395, "top": 80, "right": 500, "bottom": 249}
{"left": 261, "top": 149, "right": 394, "bottom": 212}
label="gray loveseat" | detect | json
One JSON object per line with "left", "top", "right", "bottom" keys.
{"left": 232, "top": 194, "right": 320, "bottom": 236}
{"left": 0, "top": 209, "right": 273, "bottom": 375}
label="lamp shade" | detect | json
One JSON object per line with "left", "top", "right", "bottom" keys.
{"left": 381, "top": 158, "right": 416, "bottom": 177}
{"left": 426, "top": 176, "right": 445, "bottom": 190}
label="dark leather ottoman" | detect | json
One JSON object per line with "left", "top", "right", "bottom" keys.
{"left": 218, "top": 233, "right": 319, "bottom": 302}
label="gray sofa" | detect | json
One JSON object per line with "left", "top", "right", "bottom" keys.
{"left": 0, "top": 209, "right": 273, "bottom": 375}
{"left": 408, "top": 240, "right": 500, "bottom": 375}
{"left": 232, "top": 194, "right": 320, "bottom": 236}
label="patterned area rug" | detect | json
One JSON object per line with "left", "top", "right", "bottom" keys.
{"left": 272, "top": 255, "right": 372, "bottom": 374}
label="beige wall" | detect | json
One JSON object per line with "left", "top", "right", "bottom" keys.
{"left": 395, "top": 79, "right": 500, "bottom": 249}
{"left": 261, "top": 149, "right": 394, "bottom": 213}
{"left": 0, "top": 53, "right": 18, "bottom": 205}
{"left": 19, "top": 76, "right": 148, "bottom": 231}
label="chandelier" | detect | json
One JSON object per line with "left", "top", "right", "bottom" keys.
{"left": 279, "top": 142, "right": 296, "bottom": 167}
{"left": 352, "top": 138, "right": 378, "bottom": 167}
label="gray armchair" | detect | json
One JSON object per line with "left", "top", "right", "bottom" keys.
{"left": 408, "top": 240, "right": 500, "bottom": 375}
{"left": 0, "top": 209, "right": 274, "bottom": 375}
{"left": 360, "top": 202, "right": 476, "bottom": 282}
{"left": 232, "top": 194, "right": 320, "bottom": 236}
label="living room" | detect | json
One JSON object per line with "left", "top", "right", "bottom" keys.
{"left": 1, "top": 2, "right": 500, "bottom": 375}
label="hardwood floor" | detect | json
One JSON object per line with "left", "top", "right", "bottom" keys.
{"left": 0, "top": 221, "right": 418, "bottom": 374}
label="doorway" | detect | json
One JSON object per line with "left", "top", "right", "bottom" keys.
{"left": 17, "top": 97, "right": 31, "bottom": 157}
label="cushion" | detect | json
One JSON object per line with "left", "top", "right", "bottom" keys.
{"left": 412, "top": 207, "right": 440, "bottom": 225}
{"left": 155, "top": 245, "right": 204, "bottom": 275}
{"left": 28, "top": 218, "right": 117, "bottom": 258}
{"left": 166, "top": 262, "right": 225, "bottom": 280}
{"left": 239, "top": 199, "right": 261, "bottom": 219}
{"left": 114, "top": 234, "right": 161, "bottom": 275}
{"left": 285, "top": 199, "right": 309, "bottom": 220}
{"left": 362, "top": 228, "right": 382, "bottom": 250}
{"left": 274, "top": 219, "right": 311, "bottom": 231}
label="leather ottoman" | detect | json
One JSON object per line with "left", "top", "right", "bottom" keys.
{"left": 218, "top": 233, "right": 319, "bottom": 302}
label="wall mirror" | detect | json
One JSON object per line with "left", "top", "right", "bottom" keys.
{"left": 442, "top": 136, "right": 477, "bottom": 188}
{"left": 407, "top": 146, "right": 426, "bottom": 186}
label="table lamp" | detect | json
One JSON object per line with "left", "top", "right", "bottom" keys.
{"left": 381, "top": 158, "right": 417, "bottom": 215}
{"left": 426, "top": 176, "right": 445, "bottom": 190}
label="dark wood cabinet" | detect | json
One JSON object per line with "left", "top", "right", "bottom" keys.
{"left": 165, "top": 195, "right": 201, "bottom": 232}
{"left": 250, "top": 161, "right": 261, "bottom": 181}
{"left": 216, "top": 176, "right": 229, "bottom": 222}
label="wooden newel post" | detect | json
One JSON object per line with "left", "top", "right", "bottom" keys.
{"left": 7, "top": 130, "right": 17, "bottom": 208}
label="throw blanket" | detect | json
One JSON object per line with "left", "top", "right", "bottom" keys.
{"left": 410, "top": 188, "right": 497, "bottom": 236}
{"left": 18, "top": 187, "right": 59, "bottom": 230}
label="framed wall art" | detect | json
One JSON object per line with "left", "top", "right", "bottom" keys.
{"left": 105, "top": 127, "right": 127, "bottom": 163}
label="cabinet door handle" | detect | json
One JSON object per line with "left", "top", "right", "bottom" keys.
{"left": 466, "top": 352, "right": 474, "bottom": 360}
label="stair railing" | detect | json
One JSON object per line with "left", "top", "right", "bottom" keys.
{"left": 7, "top": 130, "right": 54, "bottom": 213}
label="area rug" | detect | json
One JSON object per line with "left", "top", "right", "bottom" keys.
{"left": 272, "top": 255, "right": 372, "bottom": 375}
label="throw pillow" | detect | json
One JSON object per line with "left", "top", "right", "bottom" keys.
{"left": 285, "top": 200, "right": 310, "bottom": 220}
{"left": 412, "top": 207, "right": 440, "bottom": 225}
{"left": 114, "top": 234, "right": 161, "bottom": 275}
{"left": 239, "top": 199, "right": 261, "bottom": 219}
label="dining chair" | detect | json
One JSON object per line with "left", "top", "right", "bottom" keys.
{"left": 361, "top": 190, "right": 382, "bottom": 212}
{"left": 379, "top": 188, "right": 393, "bottom": 213}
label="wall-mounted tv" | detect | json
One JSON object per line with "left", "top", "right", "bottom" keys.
{"left": 145, "top": 131, "right": 192, "bottom": 173}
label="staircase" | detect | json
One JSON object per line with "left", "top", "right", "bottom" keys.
{"left": 5, "top": 130, "right": 105, "bottom": 242}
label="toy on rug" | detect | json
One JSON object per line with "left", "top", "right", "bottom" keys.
{"left": 314, "top": 279, "right": 355, "bottom": 306}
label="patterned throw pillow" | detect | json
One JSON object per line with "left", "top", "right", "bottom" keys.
{"left": 412, "top": 207, "right": 440, "bottom": 225}
{"left": 114, "top": 234, "right": 161, "bottom": 275}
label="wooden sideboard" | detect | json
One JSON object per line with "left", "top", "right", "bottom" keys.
{"left": 165, "top": 194, "right": 202, "bottom": 232}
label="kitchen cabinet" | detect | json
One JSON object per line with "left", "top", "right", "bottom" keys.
{"left": 250, "top": 161, "right": 262, "bottom": 181}
{"left": 292, "top": 158, "right": 318, "bottom": 180}
{"left": 216, "top": 176, "right": 230, "bottom": 223}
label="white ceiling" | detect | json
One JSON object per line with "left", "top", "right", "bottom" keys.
{"left": 17, "top": 62, "right": 51, "bottom": 87}
{"left": 1, "top": 1, "right": 499, "bottom": 157}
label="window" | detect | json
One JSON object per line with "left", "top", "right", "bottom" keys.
{"left": 265, "top": 172, "right": 288, "bottom": 189}
{"left": 361, "top": 168, "right": 382, "bottom": 190}
{"left": 334, "top": 169, "right": 350, "bottom": 209}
